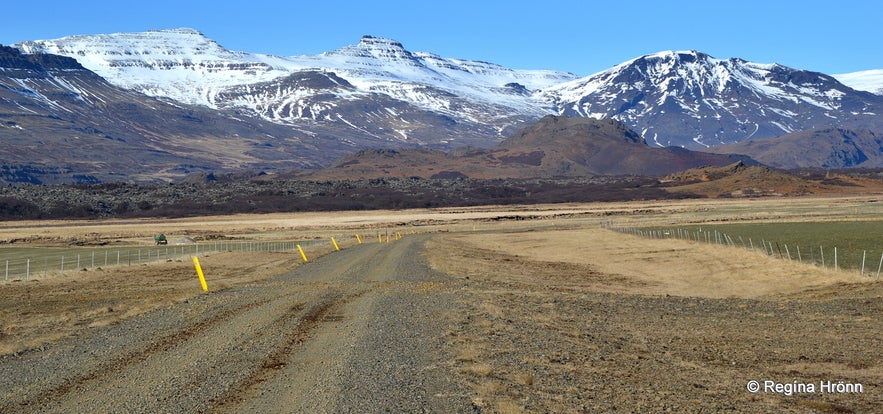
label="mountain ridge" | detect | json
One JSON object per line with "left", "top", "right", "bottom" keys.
{"left": 15, "top": 29, "right": 883, "bottom": 150}
{"left": 0, "top": 44, "right": 340, "bottom": 183}
{"left": 544, "top": 50, "right": 883, "bottom": 148}
{"left": 3, "top": 29, "right": 883, "bottom": 183}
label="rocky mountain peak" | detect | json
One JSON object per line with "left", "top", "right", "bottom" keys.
{"left": 358, "top": 35, "right": 407, "bottom": 50}
{"left": 326, "top": 35, "right": 421, "bottom": 67}
{"left": 15, "top": 27, "right": 227, "bottom": 59}
{"left": 547, "top": 50, "right": 883, "bottom": 149}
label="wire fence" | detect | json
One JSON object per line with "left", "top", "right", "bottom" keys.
{"left": 603, "top": 222, "right": 883, "bottom": 279}
{"left": 0, "top": 240, "right": 323, "bottom": 282}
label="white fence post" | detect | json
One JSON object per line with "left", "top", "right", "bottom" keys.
{"left": 834, "top": 247, "right": 838, "bottom": 270}
{"left": 876, "top": 251, "right": 883, "bottom": 280}
{"left": 861, "top": 250, "right": 867, "bottom": 276}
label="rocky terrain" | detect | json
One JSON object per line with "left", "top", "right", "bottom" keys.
{"left": 3, "top": 156, "right": 883, "bottom": 221}
{"left": 0, "top": 45, "right": 333, "bottom": 184}
{"left": 0, "top": 176, "right": 676, "bottom": 220}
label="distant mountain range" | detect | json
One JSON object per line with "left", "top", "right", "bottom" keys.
{"left": 2, "top": 28, "right": 883, "bottom": 183}
{"left": 707, "top": 127, "right": 883, "bottom": 169}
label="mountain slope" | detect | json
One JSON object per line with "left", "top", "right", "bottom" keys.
{"left": 663, "top": 161, "right": 847, "bottom": 197}
{"left": 706, "top": 127, "right": 883, "bottom": 169}
{"left": 544, "top": 51, "right": 883, "bottom": 149}
{"left": 6, "top": 30, "right": 883, "bottom": 183}
{"left": 19, "top": 30, "right": 882, "bottom": 154}
{"left": 15, "top": 30, "right": 577, "bottom": 144}
{"left": 306, "top": 116, "right": 754, "bottom": 180}
{"left": 0, "top": 45, "right": 330, "bottom": 183}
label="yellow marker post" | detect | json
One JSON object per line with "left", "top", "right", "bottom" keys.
{"left": 355, "top": 234, "right": 362, "bottom": 244}
{"left": 192, "top": 256, "right": 209, "bottom": 292}
{"left": 378, "top": 233, "right": 382, "bottom": 243}
{"left": 296, "top": 244, "right": 308, "bottom": 262}
{"left": 331, "top": 237, "right": 340, "bottom": 251}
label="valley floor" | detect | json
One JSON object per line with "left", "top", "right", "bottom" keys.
{"left": 0, "top": 198, "right": 880, "bottom": 412}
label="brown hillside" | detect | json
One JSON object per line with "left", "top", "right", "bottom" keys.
{"left": 662, "top": 161, "right": 870, "bottom": 197}
{"left": 303, "top": 116, "right": 753, "bottom": 180}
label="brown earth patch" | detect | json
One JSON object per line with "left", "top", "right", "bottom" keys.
{"left": 426, "top": 223, "right": 883, "bottom": 412}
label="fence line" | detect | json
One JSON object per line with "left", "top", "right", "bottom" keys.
{"left": 1, "top": 239, "right": 323, "bottom": 282}
{"left": 602, "top": 222, "right": 881, "bottom": 279}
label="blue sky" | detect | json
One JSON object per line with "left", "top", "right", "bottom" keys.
{"left": 3, "top": 0, "right": 881, "bottom": 76}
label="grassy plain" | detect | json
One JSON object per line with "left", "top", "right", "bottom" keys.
{"left": 644, "top": 220, "right": 883, "bottom": 271}
{"left": 1, "top": 196, "right": 881, "bottom": 411}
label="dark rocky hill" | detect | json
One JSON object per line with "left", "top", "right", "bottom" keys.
{"left": 307, "top": 116, "right": 754, "bottom": 180}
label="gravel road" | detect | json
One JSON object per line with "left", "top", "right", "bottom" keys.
{"left": 0, "top": 235, "right": 473, "bottom": 413}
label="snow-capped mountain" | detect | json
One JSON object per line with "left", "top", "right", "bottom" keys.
{"left": 0, "top": 44, "right": 335, "bottom": 183}
{"left": 15, "top": 29, "right": 577, "bottom": 142}
{"left": 14, "top": 29, "right": 293, "bottom": 107}
{"left": 544, "top": 50, "right": 883, "bottom": 148}
{"left": 5, "top": 28, "right": 883, "bottom": 183}
{"left": 834, "top": 70, "right": 883, "bottom": 95}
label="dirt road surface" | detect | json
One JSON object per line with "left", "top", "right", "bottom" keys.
{"left": 1, "top": 199, "right": 882, "bottom": 412}
{"left": 0, "top": 236, "right": 473, "bottom": 413}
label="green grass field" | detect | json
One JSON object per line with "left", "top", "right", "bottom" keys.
{"left": 642, "top": 220, "right": 883, "bottom": 273}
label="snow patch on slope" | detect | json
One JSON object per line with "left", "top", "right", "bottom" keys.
{"left": 834, "top": 69, "right": 883, "bottom": 95}
{"left": 15, "top": 30, "right": 577, "bottom": 118}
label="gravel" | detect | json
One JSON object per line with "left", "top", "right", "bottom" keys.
{"left": 0, "top": 235, "right": 473, "bottom": 413}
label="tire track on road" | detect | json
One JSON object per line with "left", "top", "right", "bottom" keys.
{"left": 3, "top": 295, "right": 275, "bottom": 413}
{"left": 1, "top": 235, "right": 471, "bottom": 413}
{"left": 208, "top": 290, "right": 369, "bottom": 411}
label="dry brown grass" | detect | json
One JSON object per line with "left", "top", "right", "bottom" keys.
{"left": 422, "top": 197, "right": 883, "bottom": 412}
{"left": 439, "top": 227, "right": 868, "bottom": 298}
{"left": 0, "top": 249, "right": 325, "bottom": 355}
{"left": 454, "top": 344, "right": 482, "bottom": 363}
